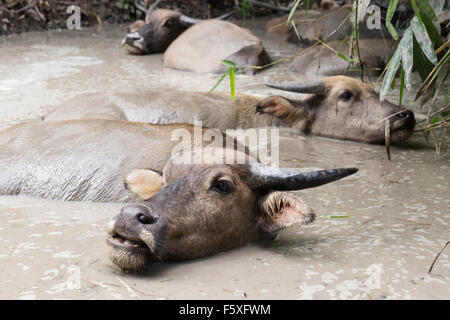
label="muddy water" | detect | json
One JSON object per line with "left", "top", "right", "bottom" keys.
{"left": 0, "top": 21, "right": 449, "bottom": 299}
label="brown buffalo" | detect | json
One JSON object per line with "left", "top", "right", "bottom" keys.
{"left": 288, "top": 38, "right": 396, "bottom": 77}
{"left": 266, "top": 5, "right": 389, "bottom": 46}
{"left": 43, "top": 76, "right": 415, "bottom": 144}
{"left": 163, "top": 20, "right": 271, "bottom": 74}
{"left": 105, "top": 148, "right": 357, "bottom": 272}
{"left": 122, "top": 1, "right": 234, "bottom": 55}
{"left": 0, "top": 119, "right": 357, "bottom": 272}
{"left": 0, "top": 120, "right": 208, "bottom": 202}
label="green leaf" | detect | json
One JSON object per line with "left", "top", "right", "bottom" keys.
{"left": 319, "top": 215, "right": 351, "bottom": 219}
{"left": 399, "top": 68, "right": 405, "bottom": 107}
{"left": 380, "top": 44, "right": 402, "bottom": 100}
{"left": 401, "top": 27, "right": 414, "bottom": 89}
{"left": 287, "top": 0, "right": 301, "bottom": 23}
{"left": 411, "top": 17, "right": 438, "bottom": 64}
{"left": 412, "top": 37, "right": 434, "bottom": 81}
{"left": 410, "top": 0, "right": 425, "bottom": 27}
{"left": 416, "top": 0, "right": 438, "bottom": 21}
{"left": 337, "top": 52, "right": 349, "bottom": 61}
{"left": 431, "top": 116, "right": 440, "bottom": 124}
{"left": 221, "top": 60, "right": 237, "bottom": 68}
{"left": 385, "top": 0, "right": 399, "bottom": 40}
{"left": 291, "top": 20, "right": 301, "bottom": 41}
{"left": 415, "top": 49, "right": 450, "bottom": 101}
{"left": 209, "top": 69, "right": 231, "bottom": 93}
{"left": 229, "top": 67, "right": 235, "bottom": 101}
{"left": 421, "top": 12, "right": 444, "bottom": 48}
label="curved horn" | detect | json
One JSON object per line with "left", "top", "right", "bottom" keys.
{"left": 215, "top": 10, "right": 235, "bottom": 20}
{"left": 179, "top": 14, "right": 202, "bottom": 26}
{"left": 265, "top": 82, "right": 326, "bottom": 95}
{"left": 179, "top": 10, "right": 235, "bottom": 26}
{"left": 250, "top": 164, "right": 358, "bottom": 191}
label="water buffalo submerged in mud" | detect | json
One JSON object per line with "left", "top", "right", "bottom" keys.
{"left": 105, "top": 151, "right": 357, "bottom": 272}
{"left": 162, "top": 20, "right": 271, "bottom": 74}
{"left": 44, "top": 76, "right": 415, "bottom": 144}
{"left": 122, "top": 8, "right": 232, "bottom": 55}
{"left": 0, "top": 119, "right": 356, "bottom": 272}
{"left": 121, "top": 0, "right": 215, "bottom": 54}
{"left": 121, "top": 3, "right": 270, "bottom": 74}
{"left": 0, "top": 120, "right": 193, "bottom": 202}
{"left": 288, "top": 38, "right": 396, "bottom": 77}
{"left": 265, "top": 5, "right": 390, "bottom": 46}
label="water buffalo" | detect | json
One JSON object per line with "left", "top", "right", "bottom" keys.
{"left": 163, "top": 20, "right": 271, "bottom": 74}
{"left": 0, "top": 120, "right": 200, "bottom": 202}
{"left": 266, "top": 5, "right": 389, "bottom": 46}
{"left": 122, "top": 2, "right": 234, "bottom": 55}
{"left": 43, "top": 76, "right": 415, "bottom": 144}
{"left": 288, "top": 38, "right": 395, "bottom": 77}
{"left": 0, "top": 119, "right": 357, "bottom": 272}
{"left": 106, "top": 148, "right": 357, "bottom": 272}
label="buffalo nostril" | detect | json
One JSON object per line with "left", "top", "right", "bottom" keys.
{"left": 137, "top": 213, "right": 156, "bottom": 224}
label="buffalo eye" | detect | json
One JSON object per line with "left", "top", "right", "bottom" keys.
{"left": 338, "top": 90, "right": 353, "bottom": 102}
{"left": 211, "top": 180, "right": 234, "bottom": 195}
{"left": 163, "top": 19, "right": 175, "bottom": 28}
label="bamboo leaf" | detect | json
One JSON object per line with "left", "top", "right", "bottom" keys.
{"left": 380, "top": 45, "right": 402, "bottom": 101}
{"left": 410, "top": 0, "right": 425, "bottom": 27}
{"left": 385, "top": 0, "right": 399, "bottom": 40}
{"left": 287, "top": 0, "right": 301, "bottom": 23}
{"left": 415, "top": 49, "right": 450, "bottom": 100}
{"left": 399, "top": 68, "right": 405, "bottom": 107}
{"left": 416, "top": 0, "right": 438, "bottom": 21}
{"left": 421, "top": 12, "right": 444, "bottom": 48}
{"left": 401, "top": 27, "right": 414, "bottom": 89}
{"left": 412, "top": 37, "right": 434, "bottom": 81}
{"left": 209, "top": 69, "right": 231, "bottom": 93}
{"left": 411, "top": 17, "right": 438, "bottom": 64}
{"left": 221, "top": 60, "right": 237, "bottom": 68}
{"left": 229, "top": 67, "right": 235, "bottom": 101}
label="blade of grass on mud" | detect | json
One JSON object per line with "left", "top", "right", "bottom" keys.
{"left": 319, "top": 215, "right": 351, "bottom": 219}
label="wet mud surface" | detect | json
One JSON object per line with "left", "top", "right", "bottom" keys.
{"left": 0, "top": 21, "right": 448, "bottom": 299}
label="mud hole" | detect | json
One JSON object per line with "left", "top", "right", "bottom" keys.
{"left": 0, "top": 21, "right": 449, "bottom": 299}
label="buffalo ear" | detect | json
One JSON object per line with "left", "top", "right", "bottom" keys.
{"left": 259, "top": 191, "right": 315, "bottom": 234}
{"left": 128, "top": 20, "right": 146, "bottom": 33}
{"left": 254, "top": 96, "right": 308, "bottom": 127}
{"left": 125, "top": 169, "right": 165, "bottom": 200}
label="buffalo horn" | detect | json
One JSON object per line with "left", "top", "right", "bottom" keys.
{"left": 179, "top": 10, "right": 235, "bottom": 26}
{"left": 265, "top": 82, "right": 326, "bottom": 94}
{"left": 250, "top": 164, "right": 358, "bottom": 191}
